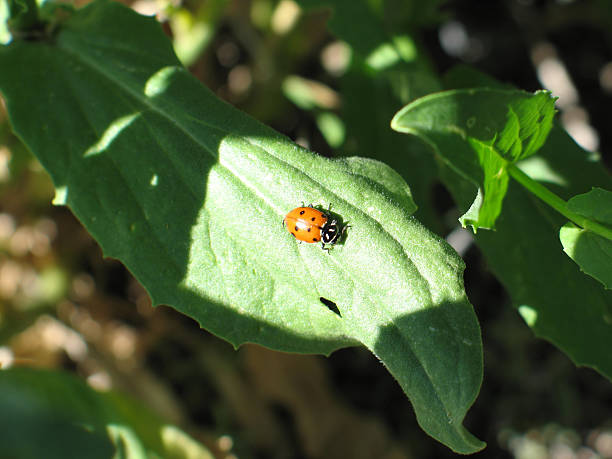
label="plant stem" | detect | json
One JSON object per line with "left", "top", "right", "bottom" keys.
{"left": 508, "top": 164, "right": 612, "bottom": 240}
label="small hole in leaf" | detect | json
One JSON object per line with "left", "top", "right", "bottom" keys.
{"left": 320, "top": 297, "right": 341, "bottom": 316}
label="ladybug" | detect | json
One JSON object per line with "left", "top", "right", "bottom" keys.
{"left": 283, "top": 205, "right": 346, "bottom": 251}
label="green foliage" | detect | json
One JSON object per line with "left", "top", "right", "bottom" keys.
{"left": 0, "top": 0, "right": 483, "bottom": 453}
{"left": 0, "top": 367, "right": 213, "bottom": 459}
{"left": 567, "top": 187, "right": 612, "bottom": 224}
{"left": 281, "top": 76, "right": 345, "bottom": 147}
{"left": 397, "top": 66, "right": 612, "bottom": 378}
{"left": 560, "top": 188, "right": 612, "bottom": 289}
{"left": 3, "top": 0, "right": 612, "bottom": 455}
{"left": 391, "top": 88, "right": 557, "bottom": 230}
{"left": 170, "top": 0, "right": 227, "bottom": 66}
{"left": 6, "top": 0, "right": 39, "bottom": 32}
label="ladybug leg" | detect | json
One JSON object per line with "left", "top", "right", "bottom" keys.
{"left": 339, "top": 223, "right": 350, "bottom": 242}
{"left": 321, "top": 203, "right": 333, "bottom": 219}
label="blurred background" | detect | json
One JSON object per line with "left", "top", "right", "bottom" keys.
{"left": 1, "top": 0, "right": 612, "bottom": 457}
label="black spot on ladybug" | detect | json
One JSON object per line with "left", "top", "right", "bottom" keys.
{"left": 320, "top": 297, "right": 341, "bottom": 316}
{"left": 311, "top": 217, "right": 316, "bottom": 221}
{"left": 307, "top": 228, "right": 311, "bottom": 232}
{"left": 299, "top": 210, "right": 305, "bottom": 215}
{"left": 312, "top": 237, "right": 318, "bottom": 242}
{"left": 294, "top": 225, "right": 299, "bottom": 232}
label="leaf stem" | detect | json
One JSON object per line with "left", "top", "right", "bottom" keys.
{"left": 507, "top": 164, "right": 612, "bottom": 240}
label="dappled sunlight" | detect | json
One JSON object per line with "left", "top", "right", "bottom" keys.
{"left": 159, "top": 425, "right": 216, "bottom": 459}
{"left": 143, "top": 66, "right": 179, "bottom": 99}
{"left": 365, "top": 36, "right": 417, "bottom": 71}
{"left": 0, "top": 0, "right": 10, "bottom": 45}
{"left": 518, "top": 305, "right": 538, "bottom": 327}
{"left": 149, "top": 173, "right": 158, "bottom": 187}
{"left": 84, "top": 113, "right": 141, "bottom": 157}
{"left": 516, "top": 156, "right": 567, "bottom": 187}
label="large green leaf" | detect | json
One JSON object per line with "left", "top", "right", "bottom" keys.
{"left": 391, "top": 88, "right": 556, "bottom": 230}
{"left": 0, "top": 367, "right": 213, "bottom": 459}
{"left": 0, "top": 0, "right": 483, "bottom": 452}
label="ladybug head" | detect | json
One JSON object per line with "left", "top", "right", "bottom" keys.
{"left": 321, "top": 220, "right": 340, "bottom": 245}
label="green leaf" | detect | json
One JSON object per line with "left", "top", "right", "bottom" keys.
{"left": 390, "top": 88, "right": 556, "bottom": 230}
{"left": 441, "top": 65, "right": 612, "bottom": 380}
{"left": 567, "top": 187, "right": 612, "bottom": 225}
{"left": 338, "top": 156, "right": 417, "bottom": 214}
{"left": 315, "top": 111, "right": 345, "bottom": 148}
{"left": 0, "top": 367, "right": 213, "bottom": 459}
{"left": 559, "top": 188, "right": 612, "bottom": 289}
{"left": 170, "top": 0, "right": 227, "bottom": 67}
{"left": 0, "top": 0, "right": 483, "bottom": 452}
{"left": 560, "top": 223, "right": 612, "bottom": 289}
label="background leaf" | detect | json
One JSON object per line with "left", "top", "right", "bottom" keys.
{"left": 559, "top": 187, "right": 612, "bottom": 289}
{"left": 560, "top": 223, "right": 612, "bottom": 289}
{"left": 0, "top": 0, "right": 483, "bottom": 452}
{"left": 440, "top": 66, "right": 612, "bottom": 379}
{"left": 0, "top": 367, "right": 213, "bottom": 459}
{"left": 391, "top": 88, "right": 556, "bottom": 230}
{"left": 566, "top": 187, "right": 612, "bottom": 225}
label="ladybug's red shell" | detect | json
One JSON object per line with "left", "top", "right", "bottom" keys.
{"left": 283, "top": 207, "right": 328, "bottom": 243}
